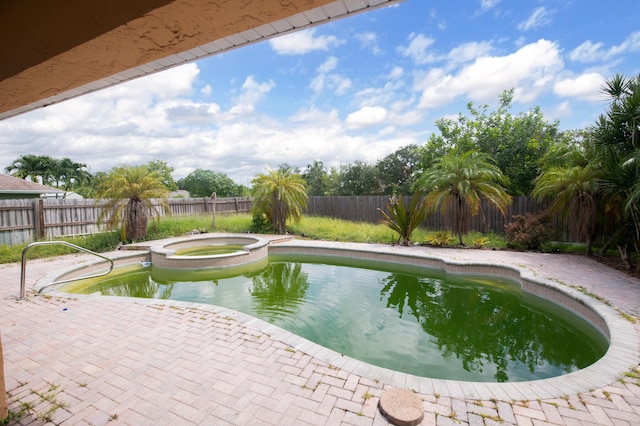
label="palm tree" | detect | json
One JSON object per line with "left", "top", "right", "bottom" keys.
{"left": 4, "top": 154, "right": 55, "bottom": 184}
{"left": 416, "top": 150, "right": 512, "bottom": 245}
{"left": 533, "top": 166, "right": 600, "bottom": 255}
{"left": 96, "top": 165, "right": 170, "bottom": 241}
{"left": 251, "top": 167, "right": 308, "bottom": 234}
{"left": 590, "top": 74, "right": 640, "bottom": 261}
{"left": 53, "top": 157, "right": 91, "bottom": 191}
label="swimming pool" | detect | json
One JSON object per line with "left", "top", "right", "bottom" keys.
{"left": 40, "top": 236, "right": 638, "bottom": 400}
{"left": 57, "top": 253, "right": 606, "bottom": 383}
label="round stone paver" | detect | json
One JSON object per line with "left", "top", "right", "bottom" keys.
{"left": 378, "top": 388, "right": 424, "bottom": 426}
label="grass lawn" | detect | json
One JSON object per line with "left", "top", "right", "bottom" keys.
{"left": 0, "top": 213, "right": 537, "bottom": 264}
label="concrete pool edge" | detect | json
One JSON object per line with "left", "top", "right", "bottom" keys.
{"left": 38, "top": 236, "right": 640, "bottom": 401}
{"left": 150, "top": 234, "right": 269, "bottom": 270}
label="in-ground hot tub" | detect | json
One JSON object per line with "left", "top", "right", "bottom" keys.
{"left": 150, "top": 235, "right": 269, "bottom": 271}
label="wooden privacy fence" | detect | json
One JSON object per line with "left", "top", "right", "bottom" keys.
{"left": 0, "top": 195, "right": 575, "bottom": 246}
{"left": 0, "top": 197, "right": 251, "bottom": 245}
{"left": 305, "top": 196, "right": 573, "bottom": 241}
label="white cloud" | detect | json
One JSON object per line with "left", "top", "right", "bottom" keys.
{"left": 429, "top": 8, "right": 447, "bottom": 30}
{"left": 553, "top": 73, "right": 607, "bottom": 102}
{"left": 0, "top": 61, "right": 419, "bottom": 185}
{"left": 397, "top": 33, "right": 437, "bottom": 65}
{"left": 310, "top": 57, "right": 352, "bottom": 95}
{"left": 353, "top": 80, "right": 404, "bottom": 109}
{"left": 481, "top": 0, "right": 500, "bottom": 11}
{"left": 290, "top": 107, "right": 341, "bottom": 124}
{"left": 317, "top": 56, "right": 338, "bottom": 74}
{"left": 415, "top": 39, "right": 563, "bottom": 108}
{"left": 568, "top": 41, "right": 604, "bottom": 63}
{"left": 388, "top": 66, "right": 404, "bottom": 80}
{"left": 446, "top": 41, "right": 494, "bottom": 66}
{"left": 355, "top": 32, "right": 383, "bottom": 55}
{"left": 547, "top": 101, "right": 572, "bottom": 121}
{"left": 269, "top": 28, "right": 344, "bottom": 55}
{"left": 201, "top": 84, "right": 212, "bottom": 95}
{"left": 345, "top": 106, "right": 388, "bottom": 129}
{"left": 570, "top": 31, "right": 640, "bottom": 63}
{"left": 233, "top": 76, "right": 275, "bottom": 108}
{"left": 610, "top": 31, "right": 640, "bottom": 56}
{"left": 518, "top": 7, "right": 552, "bottom": 31}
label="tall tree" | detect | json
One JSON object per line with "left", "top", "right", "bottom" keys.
{"left": 5, "top": 155, "right": 91, "bottom": 191}
{"left": 4, "top": 154, "right": 56, "bottom": 184}
{"left": 178, "top": 169, "right": 242, "bottom": 198}
{"left": 52, "top": 157, "right": 91, "bottom": 191}
{"left": 333, "top": 161, "right": 381, "bottom": 195}
{"left": 302, "top": 160, "right": 330, "bottom": 196}
{"left": 251, "top": 167, "right": 308, "bottom": 235}
{"left": 417, "top": 90, "right": 559, "bottom": 195}
{"left": 97, "top": 165, "right": 170, "bottom": 241}
{"left": 376, "top": 144, "right": 421, "bottom": 195}
{"left": 416, "top": 151, "right": 512, "bottom": 244}
{"left": 145, "top": 159, "right": 178, "bottom": 191}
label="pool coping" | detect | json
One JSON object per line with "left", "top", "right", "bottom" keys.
{"left": 38, "top": 236, "right": 640, "bottom": 401}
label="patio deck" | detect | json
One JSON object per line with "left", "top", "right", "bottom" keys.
{"left": 2, "top": 240, "right": 640, "bottom": 425}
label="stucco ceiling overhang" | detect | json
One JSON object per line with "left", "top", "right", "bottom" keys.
{"left": 0, "top": 0, "right": 403, "bottom": 121}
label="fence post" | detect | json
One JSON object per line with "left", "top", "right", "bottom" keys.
{"left": 33, "top": 198, "right": 45, "bottom": 240}
{"left": 211, "top": 192, "right": 217, "bottom": 229}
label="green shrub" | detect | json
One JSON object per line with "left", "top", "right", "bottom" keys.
{"left": 472, "top": 236, "right": 491, "bottom": 249}
{"left": 427, "top": 231, "right": 455, "bottom": 247}
{"left": 249, "top": 213, "right": 274, "bottom": 234}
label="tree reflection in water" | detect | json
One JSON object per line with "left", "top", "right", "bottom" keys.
{"left": 250, "top": 262, "right": 310, "bottom": 322}
{"left": 83, "top": 270, "right": 174, "bottom": 300}
{"left": 380, "top": 272, "right": 601, "bottom": 382}
{"left": 64, "top": 260, "right": 605, "bottom": 382}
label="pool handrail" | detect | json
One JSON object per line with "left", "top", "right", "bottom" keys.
{"left": 19, "top": 241, "right": 114, "bottom": 299}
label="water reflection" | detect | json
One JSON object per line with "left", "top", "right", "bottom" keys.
{"left": 61, "top": 261, "right": 606, "bottom": 382}
{"left": 380, "top": 272, "right": 601, "bottom": 382}
{"left": 84, "top": 269, "right": 174, "bottom": 299}
{"left": 250, "top": 263, "right": 310, "bottom": 321}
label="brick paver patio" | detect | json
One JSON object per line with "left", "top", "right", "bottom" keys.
{"left": 1, "top": 240, "right": 640, "bottom": 425}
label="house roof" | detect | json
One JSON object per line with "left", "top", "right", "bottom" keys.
{"left": 0, "top": 0, "right": 403, "bottom": 120}
{"left": 0, "top": 173, "right": 64, "bottom": 195}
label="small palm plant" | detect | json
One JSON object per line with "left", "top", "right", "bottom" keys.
{"left": 97, "top": 165, "right": 170, "bottom": 242}
{"left": 251, "top": 167, "right": 308, "bottom": 235}
{"left": 377, "top": 192, "right": 429, "bottom": 246}
{"left": 417, "top": 150, "right": 512, "bottom": 245}
{"left": 532, "top": 165, "right": 600, "bottom": 254}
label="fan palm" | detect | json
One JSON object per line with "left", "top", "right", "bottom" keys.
{"left": 251, "top": 167, "right": 308, "bottom": 234}
{"left": 96, "top": 165, "right": 170, "bottom": 241}
{"left": 416, "top": 151, "right": 511, "bottom": 244}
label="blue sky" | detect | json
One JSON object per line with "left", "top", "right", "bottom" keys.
{"left": 1, "top": 0, "right": 639, "bottom": 186}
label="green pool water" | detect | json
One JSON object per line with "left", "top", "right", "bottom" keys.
{"left": 60, "top": 255, "right": 607, "bottom": 382}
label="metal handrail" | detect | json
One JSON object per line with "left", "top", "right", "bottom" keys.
{"left": 20, "top": 241, "right": 114, "bottom": 299}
